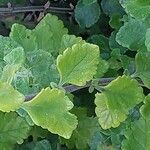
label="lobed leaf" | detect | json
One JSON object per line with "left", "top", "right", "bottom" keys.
{"left": 0, "top": 112, "right": 30, "bottom": 149}
{"left": 0, "top": 82, "right": 24, "bottom": 112}
{"left": 135, "top": 52, "right": 150, "bottom": 89}
{"left": 22, "top": 88, "right": 78, "bottom": 139}
{"left": 57, "top": 43, "right": 99, "bottom": 86}
{"left": 122, "top": 118, "right": 150, "bottom": 150}
{"left": 95, "top": 75, "right": 144, "bottom": 129}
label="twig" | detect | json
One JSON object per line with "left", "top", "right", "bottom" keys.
{"left": 25, "top": 77, "right": 115, "bottom": 101}
{"left": 0, "top": 5, "right": 74, "bottom": 14}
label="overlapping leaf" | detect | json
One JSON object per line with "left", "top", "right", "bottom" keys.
{"left": 120, "top": 0, "right": 150, "bottom": 19}
{"left": 95, "top": 75, "right": 144, "bottom": 129}
{"left": 0, "top": 112, "right": 30, "bottom": 149}
{"left": 135, "top": 52, "right": 150, "bottom": 89}
{"left": 57, "top": 43, "right": 99, "bottom": 86}
{"left": 61, "top": 107, "right": 101, "bottom": 150}
{"left": 0, "top": 82, "right": 24, "bottom": 112}
{"left": 34, "top": 14, "right": 68, "bottom": 53}
{"left": 75, "top": 0, "right": 101, "bottom": 28}
{"left": 140, "top": 94, "right": 150, "bottom": 119}
{"left": 22, "top": 88, "right": 78, "bottom": 139}
{"left": 116, "top": 18, "right": 148, "bottom": 51}
{"left": 122, "top": 118, "right": 150, "bottom": 150}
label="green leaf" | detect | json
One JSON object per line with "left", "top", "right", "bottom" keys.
{"left": 4, "top": 47, "right": 25, "bottom": 66}
{"left": 145, "top": 28, "right": 150, "bottom": 51}
{"left": 135, "top": 52, "right": 150, "bottom": 89}
{"left": 1, "top": 47, "right": 25, "bottom": 84}
{"left": 116, "top": 18, "right": 148, "bottom": 51}
{"left": 60, "top": 34, "right": 84, "bottom": 53}
{"left": 0, "top": 112, "right": 30, "bottom": 149}
{"left": 33, "top": 14, "right": 68, "bottom": 53}
{"left": 57, "top": 43, "right": 99, "bottom": 86}
{"left": 33, "top": 140, "right": 52, "bottom": 150}
{"left": 95, "top": 75, "right": 144, "bottom": 129}
{"left": 0, "top": 82, "right": 24, "bottom": 112}
{"left": 22, "top": 88, "right": 78, "bottom": 139}
{"left": 27, "top": 50, "right": 59, "bottom": 87}
{"left": 120, "top": 0, "right": 150, "bottom": 19}
{"left": 121, "top": 118, "right": 150, "bottom": 150}
{"left": 0, "top": 35, "right": 19, "bottom": 58}
{"left": 10, "top": 24, "right": 37, "bottom": 52}
{"left": 61, "top": 107, "right": 101, "bottom": 150}
{"left": 75, "top": 0, "right": 101, "bottom": 28}
{"left": 140, "top": 94, "right": 150, "bottom": 120}
{"left": 101, "top": 0, "right": 125, "bottom": 16}
{"left": 88, "top": 34, "right": 111, "bottom": 59}
{"left": 94, "top": 58, "right": 109, "bottom": 78}
{"left": 1, "top": 65, "right": 20, "bottom": 84}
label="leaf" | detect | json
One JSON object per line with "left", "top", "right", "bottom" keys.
{"left": 1, "top": 65, "right": 20, "bottom": 84}
{"left": 0, "top": 82, "right": 24, "bottom": 112}
{"left": 33, "top": 140, "right": 52, "bottom": 150}
{"left": 4, "top": 47, "right": 25, "bottom": 66}
{"left": 26, "top": 50, "right": 59, "bottom": 87}
{"left": 121, "top": 118, "right": 150, "bottom": 150}
{"left": 145, "top": 28, "right": 150, "bottom": 51}
{"left": 101, "top": 0, "right": 125, "bottom": 16}
{"left": 10, "top": 24, "right": 37, "bottom": 52}
{"left": 116, "top": 18, "right": 148, "bottom": 51}
{"left": 94, "top": 58, "right": 109, "bottom": 78}
{"left": 88, "top": 34, "right": 111, "bottom": 59}
{"left": 140, "top": 94, "right": 150, "bottom": 120}
{"left": 0, "top": 112, "right": 30, "bottom": 149}
{"left": 120, "top": 0, "right": 150, "bottom": 19}
{"left": 61, "top": 107, "right": 101, "bottom": 150}
{"left": 1, "top": 47, "right": 25, "bottom": 84}
{"left": 0, "top": 35, "right": 19, "bottom": 58}
{"left": 33, "top": 14, "right": 68, "bottom": 53}
{"left": 75, "top": 0, "right": 101, "bottom": 28}
{"left": 135, "top": 52, "right": 150, "bottom": 89}
{"left": 95, "top": 75, "right": 144, "bottom": 129}
{"left": 22, "top": 88, "right": 78, "bottom": 139}
{"left": 57, "top": 43, "right": 99, "bottom": 86}
{"left": 60, "top": 34, "right": 84, "bottom": 53}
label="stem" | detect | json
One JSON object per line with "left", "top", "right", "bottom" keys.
{"left": 25, "top": 77, "right": 115, "bottom": 101}
{"left": 0, "top": 5, "right": 74, "bottom": 14}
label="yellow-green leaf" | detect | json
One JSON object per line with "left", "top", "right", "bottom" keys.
{"left": 57, "top": 43, "right": 99, "bottom": 86}
{"left": 22, "top": 88, "right": 78, "bottom": 139}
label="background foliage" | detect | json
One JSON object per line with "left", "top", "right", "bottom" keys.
{"left": 0, "top": 0, "right": 150, "bottom": 150}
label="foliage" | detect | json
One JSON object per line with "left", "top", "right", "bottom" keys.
{"left": 0, "top": 0, "right": 150, "bottom": 149}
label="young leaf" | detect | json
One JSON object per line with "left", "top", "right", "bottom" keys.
{"left": 135, "top": 52, "right": 150, "bottom": 89}
{"left": 95, "top": 75, "right": 144, "bottom": 129}
{"left": 75, "top": 0, "right": 101, "bottom": 28}
{"left": 0, "top": 112, "right": 30, "bottom": 149}
{"left": 57, "top": 43, "right": 99, "bottom": 86}
{"left": 116, "top": 19, "right": 148, "bottom": 51}
{"left": 22, "top": 88, "right": 78, "bottom": 139}
{"left": 121, "top": 118, "right": 150, "bottom": 150}
{"left": 0, "top": 82, "right": 24, "bottom": 112}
